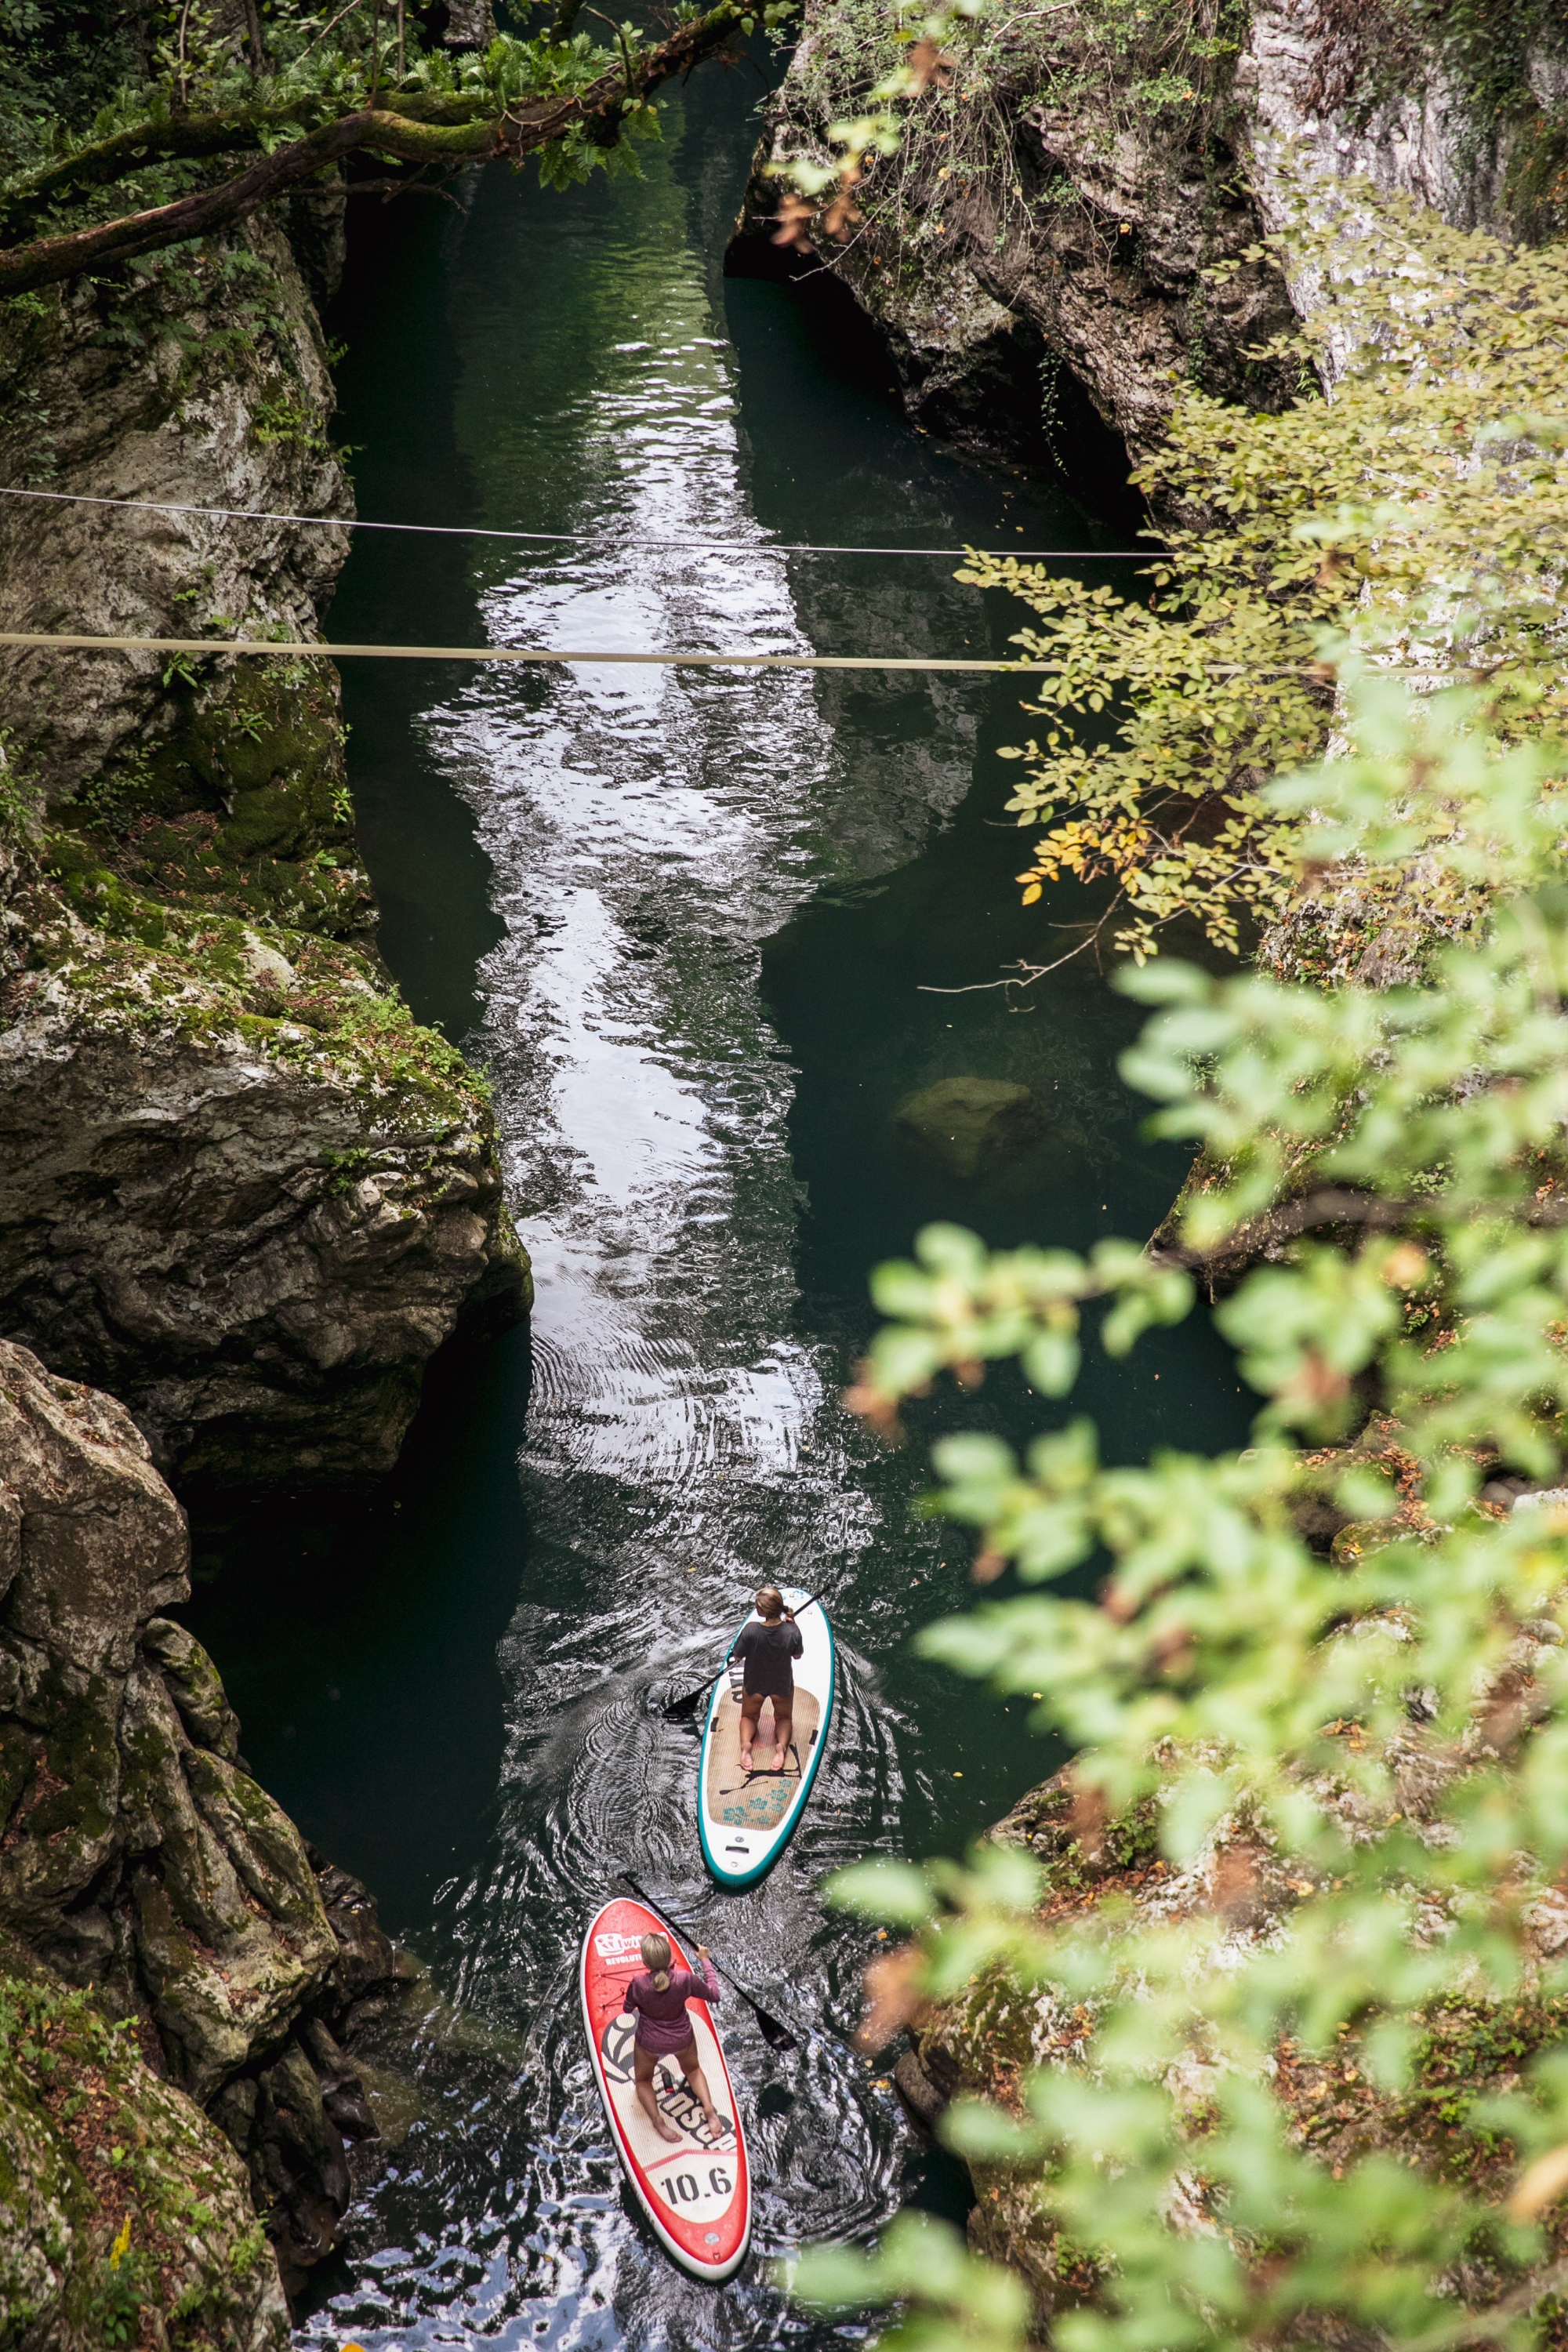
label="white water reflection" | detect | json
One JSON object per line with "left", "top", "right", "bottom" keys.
{"left": 303, "top": 90, "right": 1044, "bottom": 2344}
{"left": 393, "top": 227, "right": 909, "bottom": 2336}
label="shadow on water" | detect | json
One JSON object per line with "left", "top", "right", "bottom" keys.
{"left": 179, "top": 45, "right": 1250, "bottom": 2352}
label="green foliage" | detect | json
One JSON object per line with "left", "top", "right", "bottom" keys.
{"left": 804, "top": 648, "right": 1568, "bottom": 2350}
{"left": 774, "top": 0, "right": 1248, "bottom": 262}
{"left": 791, "top": 2211, "right": 1032, "bottom": 2352}
{"left": 0, "top": 0, "right": 771, "bottom": 240}
{"left": 962, "top": 193, "right": 1568, "bottom": 962}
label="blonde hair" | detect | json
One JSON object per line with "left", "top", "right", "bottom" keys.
{"left": 755, "top": 1585, "right": 784, "bottom": 1621}
{"left": 641, "top": 1931, "right": 673, "bottom": 1992}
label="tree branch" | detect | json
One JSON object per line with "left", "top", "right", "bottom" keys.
{"left": 1151, "top": 1182, "right": 1568, "bottom": 1278}
{"left": 0, "top": 90, "right": 492, "bottom": 228}
{"left": 0, "top": 5, "right": 745, "bottom": 298}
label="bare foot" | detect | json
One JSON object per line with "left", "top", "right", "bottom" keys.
{"left": 654, "top": 2114, "right": 682, "bottom": 2143}
{"left": 740, "top": 1748, "right": 753, "bottom": 1771}
{"left": 706, "top": 2110, "right": 731, "bottom": 2140}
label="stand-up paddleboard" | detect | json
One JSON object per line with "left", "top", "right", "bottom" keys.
{"left": 699, "top": 1584, "right": 835, "bottom": 1889}
{"left": 580, "top": 1896, "right": 750, "bottom": 2282}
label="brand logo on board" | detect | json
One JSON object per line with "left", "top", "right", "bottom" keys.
{"left": 593, "top": 1932, "right": 647, "bottom": 1960}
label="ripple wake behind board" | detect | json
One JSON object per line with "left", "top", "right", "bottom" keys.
{"left": 699, "top": 1585, "right": 835, "bottom": 1889}
{"left": 580, "top": 1896, "right": 751, "bottom": 2282}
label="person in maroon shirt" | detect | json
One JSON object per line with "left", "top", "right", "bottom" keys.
{"left": 621, "top": 1932, "right": 730, "bottom": 2143}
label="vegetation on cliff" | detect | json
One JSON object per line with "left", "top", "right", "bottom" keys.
{"left": 794, "top": 588, "right": 1568, "bottom": 2342}
{"left": 962, "top": 192, "right": 1568, "bottom": 968}
{"left": 0, "top": 1932, "right": 288, "bottom": 2352}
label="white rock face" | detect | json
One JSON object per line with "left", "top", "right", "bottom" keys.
{"left": 1238, "top": 0, "right": 1508, "bottom": 242}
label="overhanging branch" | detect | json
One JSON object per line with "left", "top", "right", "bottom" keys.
{"left": 0, "top": 4, "right": 744, "bottom": 296}
{"left": 0, "top": 86, "right": 501, "bottom": 230}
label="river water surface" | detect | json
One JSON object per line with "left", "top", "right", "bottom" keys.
{"left": 186, "top": 56, "right": 1249, "bottom": 2352}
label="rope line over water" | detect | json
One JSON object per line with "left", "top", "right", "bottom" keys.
{"left": 0, "top": 630, "right": 1055, "bottom": 672}
{"left": 0, "top": 483, "right": 1164, "bottom": 562}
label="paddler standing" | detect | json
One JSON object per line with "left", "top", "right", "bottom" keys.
{"left": 621, "top": 1933, "right": 730, "bottom": 2144}
{"left": 732, "top": 1585, "right": 803, "bottom": 1774}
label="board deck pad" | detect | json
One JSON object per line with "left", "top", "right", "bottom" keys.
{"left": 580, "top": 1896, "right": 750, "bottom": 2281}
{"left": 704, "top": 1690, "right": 822, "bottom": 1831}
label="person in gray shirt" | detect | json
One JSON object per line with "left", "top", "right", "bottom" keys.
{"left": 732, "top": 1586, "right": 803, "bottom": 1773}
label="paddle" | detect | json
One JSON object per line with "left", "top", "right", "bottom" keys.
{"left": 659, "top": 1592, "right": 820, "bottom": 1721}
{"left": 616, "top": 1871, "right": 803, "bottom": 2054}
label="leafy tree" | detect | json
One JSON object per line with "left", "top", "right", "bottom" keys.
{"left": 793, "top": 645, "right": 1568, "bottom": 2350}
{"left": 0, "top": 0, "right": 793, "bottom": 296}
{"left": 783, "top": 174, "right": 1568, "bottom": 2350}
{"left": 959, "top": 195, "right": 1568, "bottom": 965}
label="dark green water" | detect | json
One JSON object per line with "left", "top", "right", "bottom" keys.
{"left": 183, "top": 56, "right": 1250, "bottom": 2352}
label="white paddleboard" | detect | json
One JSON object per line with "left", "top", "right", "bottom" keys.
{"left": 698, "top": 1584, "right": 834, "bottom": 1889}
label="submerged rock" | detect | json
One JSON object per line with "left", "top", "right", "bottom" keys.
{"left": 895, "top": 1075, "right": 1044, "bottom": 1181}
{"left": 0, "top": 1337, "right": 410, "bottom": 2301}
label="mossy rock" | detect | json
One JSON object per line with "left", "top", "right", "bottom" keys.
{"left": 0, "top": 1933, "right": 289, "bottom": 2350}
{"left": 894, "top": 1076, "right": 1045, "bottom": 1181}
{"left": 60, "top": 659, "right": 375, "bottom": 947}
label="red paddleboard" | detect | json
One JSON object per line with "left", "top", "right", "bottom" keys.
{"left": 580, "top": 1896, "right": 751, "bottom": 2282}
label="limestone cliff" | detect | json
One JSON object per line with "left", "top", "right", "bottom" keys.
{"left": 733, "top": 0, "right": 1568, "bottom": 474}
{"left": 0, "top": 212, "right": 529, "bottom": 1497}
{"left": 0, "top": 1335, "right": 410, "bottom": 2307}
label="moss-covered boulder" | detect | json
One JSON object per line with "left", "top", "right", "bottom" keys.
{"left": 0, "top": 824, "right": 528, "bottom": 1497}
{"left": 0, "top": 1338, "right": 406, "bottom": 2304}
{"left": 0, "top": 1934, "right": 289, "bottom": 2352}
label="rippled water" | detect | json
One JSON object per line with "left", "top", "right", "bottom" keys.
{"left": 184, "top": 54, "right": 1251, "bottom": 2352}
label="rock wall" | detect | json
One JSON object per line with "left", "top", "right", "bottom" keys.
{"left": 891, "top": 1745, "right": 1568, "bottom": 2334}
{"left": 732, "top": 0, "right": 1568, "bottom": 477}
{"left": 0, "top": 213, "right": 350, "bottom": 811}
{"left": 0, "top": 1335, "right": 410, "bottom": 2308}
{"left": 0, "top": 210, "right": 530, "bottom": 1498}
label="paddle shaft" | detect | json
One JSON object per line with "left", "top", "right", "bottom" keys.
{"left": 616, "top": 1873, "right": 803, "bottom": 2054}
{"left": 663, "top": 1592, "right": 821, "bottom": 1720}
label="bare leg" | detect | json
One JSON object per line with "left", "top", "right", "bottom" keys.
{"left": 677, "top": 2038, "right": 728, "bottom": 2139}
{"left": 771, "top": 1703, "right": 793, "bottom": 1768}
{"left": 633, "top": 2042, "right": 681, "bottom": 2143}
{"left": 739, "top": 1690, "right": 763, "bottom": 1771}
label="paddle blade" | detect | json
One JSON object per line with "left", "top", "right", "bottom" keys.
{"left": 663, "top": 1682, "right": 710, "bottom": 1720}
{"left": 753, "top": 2009, "right": 800, "bottom": 2055}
